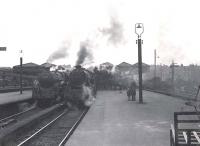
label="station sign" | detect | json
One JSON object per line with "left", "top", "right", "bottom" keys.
{"left": 0, "top": 47, "right": 6, "bottom": 51}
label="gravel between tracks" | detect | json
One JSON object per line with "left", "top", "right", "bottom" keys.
{"left": 0, "top": 104, "right": 63, "bottom": 145}
{"left": 0, "top": 107, "right": 39, "bottom": 128}
{"left": 20, "top": 109, "right": 84, "bottom": 146}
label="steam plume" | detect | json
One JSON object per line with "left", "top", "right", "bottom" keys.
{"left": 100, "top": 16, "right": 124, "bottom": 46}
{"left": 76, "top": 40, "right": 93, "bottom": 65}
{"left": 47, "top": 41, "right": 70, "bottom": 63}
{"left": 82, "top": 84, "right": 95, "bottom": 107}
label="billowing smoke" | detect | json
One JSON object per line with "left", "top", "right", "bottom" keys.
{"left": 47, "top": 41, "right": 70, "bottom": 63}
{"left": 76, "top": 40, "right": 93, "bottom": 65}
{"left": 99, "top": 15, "right": 124, "bottom": 46}
{"left": 111, "top": 65, "right": 116, "bottom": 74}
{"left": 82, "top": 84, "right": 95, "bottom": 107}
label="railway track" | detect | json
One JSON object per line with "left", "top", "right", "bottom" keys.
{"left": 0, "top": 104, "right": 65, "bottom": 145}
{"left": 16, "top": 108, "right": 88, "bottom": 146}
{"left": 0, "top": 106, "right": 37, "bottom": 128}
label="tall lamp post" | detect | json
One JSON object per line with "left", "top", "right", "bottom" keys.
{"left": 135, "top": 23, "right": 144, "bottom": 103}
{"left": 20, "top": 50, "right": 23, "bottom": 94}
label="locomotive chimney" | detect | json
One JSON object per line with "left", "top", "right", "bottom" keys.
{"left": 75, "top": 65, "right": 82, "bottom": 69}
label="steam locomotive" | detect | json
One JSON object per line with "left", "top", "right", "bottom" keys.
{"left": 32, "top": 65, "right": 96, "bottom": 108}
{"left": 64, "top": 65, "right": 96, "bottom": 109}
{"left": 32, "top": 71, "right": 67, "bottom": 107}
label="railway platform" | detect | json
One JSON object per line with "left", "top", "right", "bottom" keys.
{"left": 0, "top": 91, "right": 32, "bottom": 105}
{"left": 65, "top": 90, "right": 193, "bottom": 146}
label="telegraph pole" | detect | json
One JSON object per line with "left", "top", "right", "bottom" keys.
{"left": 170, "top": 60, "right": 177, "bottom": 93}
{"left": 154, "top": 49, "right": 157, "bottom": 87}
{"left": 171, "top": 60, "right": 174, "bottom": 88}
{"left": 20, "top": 50, "right": 23, "bottom": 94}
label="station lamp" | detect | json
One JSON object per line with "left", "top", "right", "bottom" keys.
{"left": 135, "top": 23, "right": 144, "bottom": 103}
{"left": 135, "top": 23, "right": 144, "bottom": 38}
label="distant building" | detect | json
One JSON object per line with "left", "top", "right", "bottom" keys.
{"left": 131, "top": 63, "right": 150, "bottom": 82}
{"left": 115, "top": 62, "right": 134, "bottom": 85}
{"left": 99, "top": 62, "right": 114, "bottom": 71}
{"left": 0, "top": 67, "right": 12, "bottom": 80}
{"left": 174, "top": 65, "right": 200, "bottom": 83}
{"left": 13, "top": 62, "right": 45, "bottom": 75}
{"left": 41, "top": 62, "right": 56, "bottom": 71}
{"left": 116, "top": 62, "right": 133, "bottom": 74}
{"left": 132, "top": 62, "right": 150, "bottom": 73}
{"left": 0, "top": 67, "right": 12, "bottom": 73}
{"left": 144, "top": 64, "right": 200, "bottom": 83}
{"left": 57, "top": 65, "right": 71, "bottom": 71}
{"left": 115, "top": 62, "right": 150, "bottom": 77}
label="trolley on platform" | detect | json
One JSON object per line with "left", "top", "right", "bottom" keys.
{"left": 170, "top": 85, "right": 200, "bottom": 146}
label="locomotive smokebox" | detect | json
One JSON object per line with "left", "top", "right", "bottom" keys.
{"left": 75, "top": 65, "right": 82, "bottom": 69}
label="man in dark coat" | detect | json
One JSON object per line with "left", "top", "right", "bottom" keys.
{"left": 127, "top": 81, "right": 136, "bottom": 101}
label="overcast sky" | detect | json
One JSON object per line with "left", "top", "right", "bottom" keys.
{"left": 0, "top": 0, "right": 200, "bottom": 67}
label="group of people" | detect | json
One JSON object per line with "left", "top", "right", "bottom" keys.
{"left": 126, "top": 81, "right": 136, "bottom": 101}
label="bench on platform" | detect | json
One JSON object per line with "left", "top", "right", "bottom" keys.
{"left": 170, "top": 112, "right": 200, "bottom": 146}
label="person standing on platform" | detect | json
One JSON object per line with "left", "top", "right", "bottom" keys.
{"left": 127, "top": 81, "right": 136, "bottom": 101}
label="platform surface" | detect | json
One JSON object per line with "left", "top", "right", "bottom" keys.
{"left": 65, "top": 90, "right": 194, "bottom": 146}
{"left": 0, "top": 91, "right": 32, "bottom": 105}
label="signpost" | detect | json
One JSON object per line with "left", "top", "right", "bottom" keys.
{"left": 0, "top": 47, "right": 6, "bottom": 51}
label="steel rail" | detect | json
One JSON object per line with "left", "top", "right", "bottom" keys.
{"left": 17, "top": 110, "right": 68, "bottom": 146}
{"left": 0, "top": 106, "right": 35, "bottom": 123}
{"left": 58, "top": 108, "right": 88, "bottom": 146}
